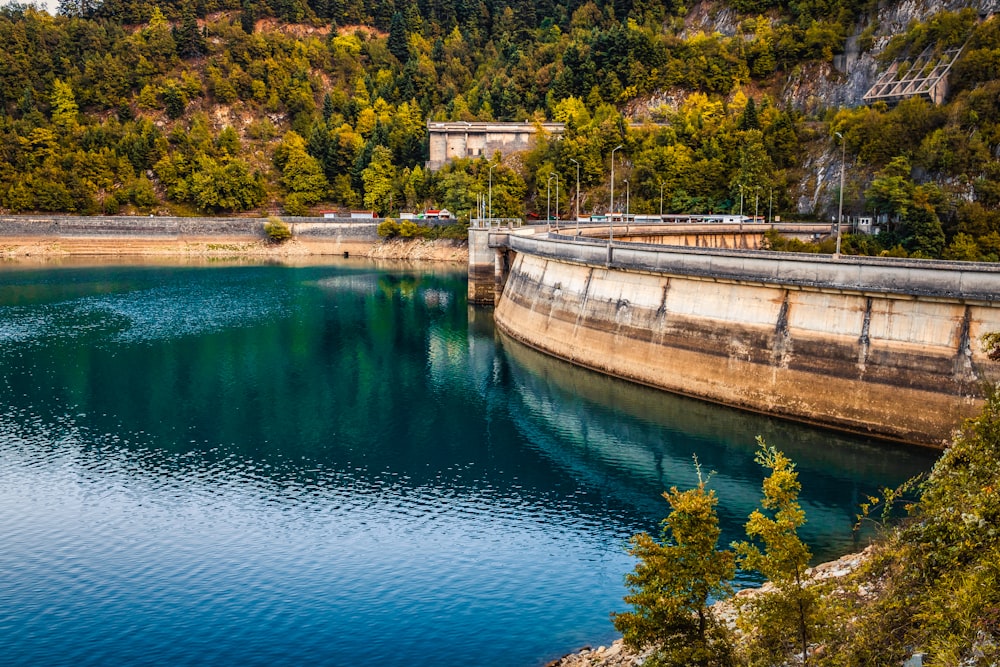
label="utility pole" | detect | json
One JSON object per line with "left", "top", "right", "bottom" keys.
{"left": 738, "top": 184, "right": 744, "bottom": 231}
{"left": 624, "top": 179, "right": 630, "bottom": 233}
{"left": 570, "top": 158, "right": 580, "bottom": 235}
{"left": 835, "top": 132, "right": 845, "bottom": 258}
{"left": 546, "top": 173, "right": 552, "bottom": 227}
{"left": 610, "top": 145, "right": 623, "bottom": 243}
{"left": 488, "top": 161, "right": 497, "bottom": 223}
{"left": 555, "top": 172, "right": 560, "bottom": 224}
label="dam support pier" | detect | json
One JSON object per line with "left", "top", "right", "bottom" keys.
{"left": 476, "top": 228, "right": 1000, "bottom": 447}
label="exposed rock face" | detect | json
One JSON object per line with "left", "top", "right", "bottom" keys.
{"left": 682, "top": 0, "right": 742, "bottom": 37}
{"left": 786, "top": 0, "right": 999, "bottom": 109}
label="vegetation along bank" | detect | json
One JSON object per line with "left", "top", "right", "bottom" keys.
{"left": 3, "top": 0, "right": 1000, "bottom": 262}
{"left": 551, "top": 384, "right": 1000, "bottom": 666}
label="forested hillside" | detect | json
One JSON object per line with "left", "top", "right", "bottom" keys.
{"left": 2, "top": 0, "right": 1000, "bottom": 258}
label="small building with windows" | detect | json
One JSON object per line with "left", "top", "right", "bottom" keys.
{"left": 426, "top": 122, "right": 565, "bottom": 170}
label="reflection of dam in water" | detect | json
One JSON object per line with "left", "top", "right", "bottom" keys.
{"left": 469, "top": 317, "right": 937, "bottom": 566}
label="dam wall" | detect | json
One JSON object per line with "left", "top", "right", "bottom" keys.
{"left": 568, "top": 222, "right": 831, "bottom": 248}
{"left": 492, "top": 233, "right": 1000, "bottom": 447}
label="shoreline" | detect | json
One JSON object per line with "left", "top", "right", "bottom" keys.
{"left": 0, "top": 236, "right": 470, "bottom": 264}
{"left": 545, "top": 548, "right": 872, "bottom": 666}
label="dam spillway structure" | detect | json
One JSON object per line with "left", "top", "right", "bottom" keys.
{"left": 470, "top": 222, "right": 1000, "bottom": 447}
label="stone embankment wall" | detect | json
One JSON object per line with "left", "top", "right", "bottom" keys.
{"left": 0, "top": 215, "right": 382, "bottom": 256}
{"left": 0, "top": 215, "right": 470, "bottom": 262}
{"left": 0, "top": 215, "right": 379, "bottom": 239}
{"left": 492, "top": 233, "right": 1000, "bottom": 447}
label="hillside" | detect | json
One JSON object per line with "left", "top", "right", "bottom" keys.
{"left": 2, "top": 0, "right": 1000, "bottom": 258}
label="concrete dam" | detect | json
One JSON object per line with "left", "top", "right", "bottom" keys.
{"left": 470, "top": 223, "right": 1000, "bottom": 447}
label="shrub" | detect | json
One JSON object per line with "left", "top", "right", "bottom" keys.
{"left": 399, "top": 219, "right": 420, "bottom": 238}
{"left": 377, "top": 219, "right": 401, "bottom": 237}
{"left": 264, "top": 217, "right": 292, "bottom": 243}
{"left": 282, "top": 193, "right": 309, "bottom": 216}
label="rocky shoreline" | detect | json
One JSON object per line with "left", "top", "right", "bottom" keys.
{"left": 0, "top": 236, "right": 469, "bottom": 264}
{"left": 546, "top": 548, "right": 872, "bottom": 667}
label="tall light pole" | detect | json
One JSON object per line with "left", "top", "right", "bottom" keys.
{"left": 569, "top": 158, "right": 580, "bottom": 234}
{"left": 768, "top": 188, "right": 773, "bottom": 224}
{"left": 546, "top": 172, "right": 554, "bottom": 227}
{"left": 738, "top": 184, "right": 744, "bottom": 231}
{"left": 555, "top": 172, "right": 560, "bottom": 224}
{"left": 659, "top": 181, "right": 665, "bottom": 217}
{"left": 610, "top": 144, "right": 623, "bottom": 243}
{"left": 754, "top": 187, "right": 759, "bottom": 224}
{"left": 624, "top": 179, "right": 630, "bottom": 232}
{"left": 488, "top": 162, "right": 497, "bottom": 223}
{"left": 835, "top": 131, "right": 845, "bottom": 258}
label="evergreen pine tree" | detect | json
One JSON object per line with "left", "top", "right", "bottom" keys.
{"left": 240, "top": 0, "right": 256, "bottom": 34}
{"left": 738, "top": 97, "right": 760, "bottom": 131}
{"left": 734, "top": 438, "right": 815, "bottom": 666}
{"left": 388, "top": 12, "right": 410, "bottom": 63}
{"left": 174, "top": 1, "right": 206, "bottom": 59}
{"left": 613, "top": 459, "right": 736, "bottom": 667}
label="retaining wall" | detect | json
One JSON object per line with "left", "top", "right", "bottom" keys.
{"left": 493, "top": 233, "right": 1000, "bottom": 446}
{"left": 0, "top": 215, "right": 381, "bottom": 240}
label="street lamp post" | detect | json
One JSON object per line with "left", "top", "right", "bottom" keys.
{"left": 624, "top": 179, "right": 630, "bottom": 232}
{"left": 754, "top": 187, "right": 759, "bottom": 224}
{"left": 569, "top": 158, "right": 581, "bottom": 235}
{"left": 769, "top": 188, "right": 773, "bottom": 224}
{"left": 545, "top": 172, "right": 552, "bottom": 228}
{"left": 738, "top": 184, "right": 744, "bottom": 231}
{"left": 488, "top": 162, "right": 497, "bottom": 224}
{"left": 610, "top": 144, "right": 623, "bottom": 243}
{"left": 555, "top": 172, "right": 560, "bottom": 225}
{"left": 659, "top": 181, "right": 665, "bottom": 217}
{"left": 835, "top": 131, "right": 845, "bottom": 258}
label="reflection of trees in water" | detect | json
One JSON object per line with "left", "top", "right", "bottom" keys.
{"left": 494, "top": 330, "right": 938, "bottom": 559}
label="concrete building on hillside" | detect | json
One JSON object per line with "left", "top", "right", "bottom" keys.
{"left": 426, "top": 121, "right": 565, "bottom": 170}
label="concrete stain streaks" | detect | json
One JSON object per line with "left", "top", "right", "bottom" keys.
{"left": 495, "top": 250, "right": 1000, "bottom": 447}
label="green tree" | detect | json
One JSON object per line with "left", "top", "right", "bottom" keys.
{"left": 188, "top": 156, "right": 265, "bottom": 213}
{"left": 174, "top": 1, "right": 206, "bottom": 59}
{"left": 942, "top": 232, "right": 981, "bottom": 261}
{"left": 734, "top": 438, "right": 815, "bottom": 667}
{"left": 904, "top": 203, "right": 946, "bottom": 258}
{"left": 50, "top": 79, "right": 79, "bottom": 132}
{"left": 388, "top": 12, "right": 410, "bottom": 63}
{"left": 866, "top": 156, "right": 914, "bottom": 219}
{"left": 361, "top": 145, "right": 397, "bottom": 215}
{"left": 162, "top": 82, "right": 188, "bottom": 120}
{"left": 282, "top": 148, "right": 329, "bottom": 204}
{"left": 613, "top": 460, "right": 736, "bottom": 667}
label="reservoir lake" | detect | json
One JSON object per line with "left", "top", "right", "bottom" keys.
{"left": 0, "top": 260, "right": 938, "bottom": 666}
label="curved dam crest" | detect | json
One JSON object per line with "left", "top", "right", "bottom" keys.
{"left": 478, "top": 227, "right": 1000, "bottom": 447}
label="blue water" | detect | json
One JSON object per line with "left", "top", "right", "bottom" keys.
{"left": 0, "top": 260, "right": 938, "bottom": 666}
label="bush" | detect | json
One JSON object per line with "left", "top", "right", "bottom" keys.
{"left": 282, "top": 192, "right": 309, "bottom": 216}
{"left": 377, "top": 219, "right": 401, "bottom": 237}
{"left": 817, "top": 384, "right": 1000, "bottom": 665}
{"left": 377, "top": 220, "right": 469, "bottom": 241}
{"left": 264, "top": 217, "right": 292, "bottom": 243}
